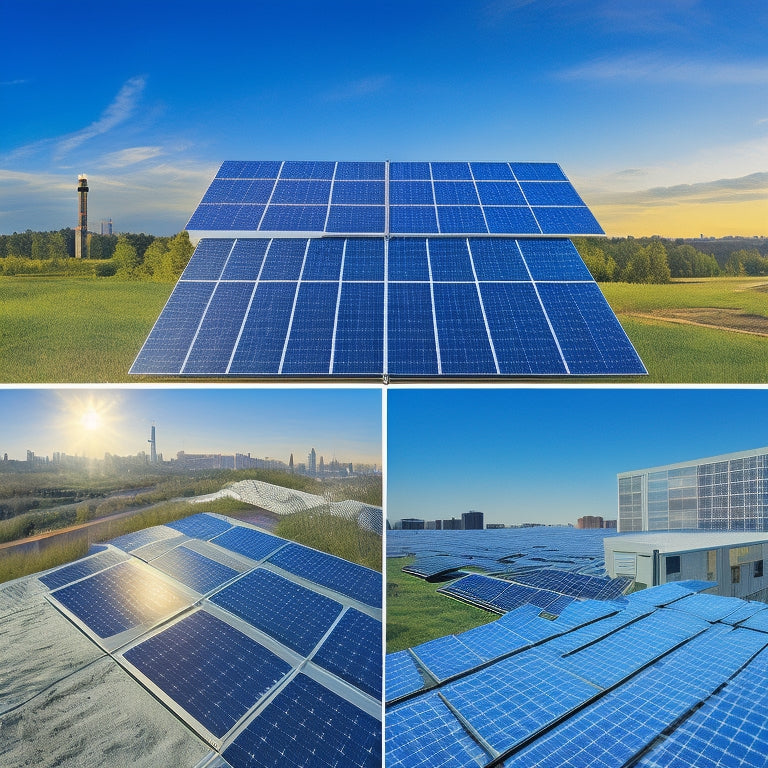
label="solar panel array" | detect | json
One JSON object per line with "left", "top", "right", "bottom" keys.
{"left": 131, "top": 160, "right": 646, "bottom": 378}
{"left": 40, "top": 512, "right": 381, "bottom": 766}
{"left": 386, "top": 583, "right": 768, "bottom": 768}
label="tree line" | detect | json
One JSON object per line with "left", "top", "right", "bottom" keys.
{"left": 573, "top": 237, "right": 768, "bottom": 283}
{"left": 0, "top": 228, "right": 193, "bottom": 280}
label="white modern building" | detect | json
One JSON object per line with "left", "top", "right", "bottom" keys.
{"left": 605, "top": 531, "right": 768, "bottom": 600}
{"left": 618, "top": 447, "right": 768, "bottom": 533}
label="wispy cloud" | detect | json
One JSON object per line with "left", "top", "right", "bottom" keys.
{"left": 320, "top": 75, "right": 391, "bottom": 102}
{"left": 0, "top": 79, "right": 29, "bottom": 86}
{"left": 100, "top": 146, "right": 164, "bottom": 169}
{"left": 558, "top": 54, "right": 768, "bottom": 84}
{"left": 55, "top": 75, "right": 146, "bottom": 157}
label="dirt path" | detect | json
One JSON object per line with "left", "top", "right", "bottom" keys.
{"left": 628, "top": 308, "right": 768, "bottom": 337}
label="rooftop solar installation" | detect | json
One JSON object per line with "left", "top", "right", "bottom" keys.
{"left": 386, "top": 582, "right": 768, "bottom": 768}
{"left": 31, "top": 512, "right": 382, "bottom": 765}
{"left": 132, "top": 160, "right": 646, "bottom": 379}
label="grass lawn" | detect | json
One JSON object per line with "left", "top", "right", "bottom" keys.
{"left": 386, "top": 556, "right": 495, "bottom": 653}
{"left": 1, "top": 275, "right": 767, "bottom": 383}
{"left": 0, "top": 277, "right": 172, "bottom": 382}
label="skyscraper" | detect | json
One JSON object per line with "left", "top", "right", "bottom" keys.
{"left": 308, "top": 448, "right": 317, "bottom": 476}
{"left": 148, "top": 425, "right": 157, "bottom": 464}
{"left": 75, "top": 175, "right": 88, "bottom": 259}
{"left": 462, "top": 510, "right": 484, "bottom": 530}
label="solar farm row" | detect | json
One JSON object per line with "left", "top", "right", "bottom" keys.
{"left": 38, "top": 513, "right": 382, "bottom": 768}
{"left": 386, "top": 583, "right": 768, "bottom": 768}
{"left": 131, "top": 236, "right": 644, "bottom": 377}
{"left": 188, "top": 161, "right": 601, "bottom": 237}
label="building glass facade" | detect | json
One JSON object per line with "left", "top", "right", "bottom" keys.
{"left": 618, "top": 448, "right": 768, "bottom": 533}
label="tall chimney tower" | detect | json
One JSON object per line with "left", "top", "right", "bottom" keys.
{"left": 148, "top": 424, "right": 157, "bottom": 463}
{"left": 75, "top": 174, "right": 89, "bottom": 259}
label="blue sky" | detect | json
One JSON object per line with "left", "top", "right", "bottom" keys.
{"left": 387, "top": 388, "right": 768, "bottom": 526}
{"left": 0, "top": 387, "right": 382, "bottom": 464}
{"left": 1, "top": 0, "right": 766, "bottom": 237}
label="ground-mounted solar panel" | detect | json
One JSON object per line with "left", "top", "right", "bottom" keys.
{"left": 122, "top": 610, "right": 292, "bottom": 740}
{"left": 386, "top": 650, "right": 426, "bottom": 703}
{"left": 311, "top": 608, "right": 382, "bottom": 699}
{"left": 266, "top": 542, "right": 382, "bottom": 609}
{"left": 132, "top": 160, "right": 646, "bottom": 379}
{"left": 151, "top": 545, "right": 240, "bottom": 595}
{"left": 411, "top": 634, "right": 486, "bottom": 682}
{"left": 222, "top": 673, "right": 381, "bottom": 768}
{"left": 165, "top": 513, "right": 233, "bottom": 540}
{"left": 108, "top": 525, "right": 182, "bottom": 553}
{"left": 39, "top": 548, "right": 128, "bottom": 590}
{"left": 210, "top": 568, "right": 343, "bottom": 656}
{"left": 210, "top": 525, "right": 285, "bottom": 562}
{"left": 49, "top": 560, "right": 191, "bottom": 641}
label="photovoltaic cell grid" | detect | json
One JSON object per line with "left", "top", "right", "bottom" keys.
{"left": 187, "top": 161, "right": 602, "bottom": 237}
{"left": 39, "top": 548, "right": 128, "bottom": 590}
{"left": 123, "top": 609, "right": 292, "bottom": 739}
{"left": 150, "top": 545, "right": 240, "bottom": 595}
{"left": 222, "top": 673, "right": 382, "bottom": 768}
{"left": 131, "top": 236, "right": 645, "bottom": 377}
{"left": 512, "top": 568, "right": 632, "bottom": 600}
{"left": 386, "top": 583, "right": 768, "bottom": 768}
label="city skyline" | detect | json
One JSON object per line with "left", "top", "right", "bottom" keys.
{"left": 388, "top": 388, "right": 768, "bottom": 526}
{"left": 0, "top": 388, "right": 382, "bottom": 464}
{"left": 1, "top": 1, "right": 766, "bottom": 238}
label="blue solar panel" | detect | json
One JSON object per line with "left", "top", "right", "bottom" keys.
{"left": 437, "top": 205, "right": 488, "bottom": 234}
{"left": 390, "top": 181, "right": 434, "bottom": 205}
{"left": 259, "top": 204, "right": 326, "bottom": 231}
{"left": 332, "top": 181, "right": 385, "bottom": 205}
{"left": 476, "top": 181, "right": 527, "bottom": 206}
{"left": 343, "top": 238, "right": 384, "bottom": 280}
{"left": 521, "top": 181, "right": 585, "bottom": 206}
{"left": 386, "top": 650, "right": 425, "bottom": 702}
{"left": 411, "top": 634, "right": 485, "bottom": 681}
{"left": 511, "top": 162, "right": 567, "bottom": 181}
{"left": 326, "top": 204, "right": 386, "bottom": 233}
{"left": 165, "top": 513, "right": 232, "bottom": 540}
{"left": 223, "top": 673, "right": 381, "bottom": 768}
{"left": 441, "top": 573, "right": 511, "bottom": 605}
{"left": 668, "top": 593, "right": 748, "bottom": 623}
{"left": 431, "top": 162, "right": 472, "bottom": 181}
{"left": 454, "top": 619, "right": 530, "bottom": 663}
{"left": 433, "top": 282, "right": 496, "bottom": 375}
{"left": 267, "top": 542, "right": 382, "bottom": 608}
{"left": 227, "top": 282, "right": 296, "bottom": 374}
{"left": 312, "top": 608, "right": 382, "bottom": 699}
{"left": 123, "top": 610, "right": 291, "bottom": 739}
{"left": 270, "top": 179, "right": 331, "bottom": 205}
{"left": 387, "top": 282, "right": 439, "bottom": 375}
{"left": 433, "top": 182, "right": 479, "bottom": 205}
{"left": 484, "top": 205, "right": 540, "bottom": 234}
{"left": 217, "top": 161, "right": 281, "bottom": 179}
{"left": 333, "top": 281, "right": 384, "bottom": 374}
{"left": 334, "top": 161, "right": 385, "bottom": 180}
{"left": 470, "top": 161, "right": 515, "bottom": 180}
{"left": 280, "top": 161, "right": 335, "bottom": 179}
{"left": 441, "top": 650, "right": 597, "bottom": 754}
{"left": 387, "top": 692, "right": 490, "bottom": 768}
{"left": 390, "top": 205, "right": 438, "bottom": 233}
{"left": 182, "top": 281, "right": 254, "bottom": 374}
{"left": 389, "top": 161, "right": 431, "bottom": 180}
{"left": 109, "top": 526, "right": 179, "bottom": 553}
{"left": 39, "top": 549, "right": 127, "bottom": 590}
{"left": 51, "top": 561, "right": 190, "bottom": 639}
{"left": 211, "top": 568, "right": 342, "bottom": 655}
{"left": 281, "top": 281, "right": 337, "bottom": 374}
{"left": 212, "top": 526, "right": 284, "bottom": 561}
{"left": 151, "top": 546, "right": 239, "bottom": 594}
{"left": 133, "top": 228, "right": 644, "bottom": 377}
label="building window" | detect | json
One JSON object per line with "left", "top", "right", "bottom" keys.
{"left": 707, "top": 549, "right": 717, "bottom": 582}
{"left": 666, "top": 555, "right": 681, "bottom": 576}
{"left": 755, "top": 560, "right": 764, "bottom": 578}
{"left": 731, "top": 565, "right": 741, "bottom": 584}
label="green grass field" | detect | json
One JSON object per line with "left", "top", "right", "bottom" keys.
{"left": 0, "top": 277, "right": 171, "bottom": 382}
{"left": 1, "top": 275, "right": 767, "bottom": 382}
{"left": 386, "top": 557, "right": 495, "bottom": 653}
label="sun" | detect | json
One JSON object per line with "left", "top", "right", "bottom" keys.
{"left": 80, "top": 408, "right": 103, "bottom": 431}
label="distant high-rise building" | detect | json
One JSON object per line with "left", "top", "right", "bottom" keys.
{"left": 319, "top": 455, "right": 325, "bottom": 474}
{"left": 401, "top": 518, "right": 425, "bottom": 530}
{"left": 289, "top": 453, "right": 294, "bottom": 473}
{"left": 308, "top": 448, "right": 317, "bottom": 476}
{"left": 75, "top": 175, "right": 88, "bottom": 259}
{"left": 462, "top": 510, "right": 484, "bottom": 530}
{"left": 100, "top": 218, "right": 113, "bottom": 236}
{"left": 443, "top": 517, "right": 462, "bottom": 530}
{"left": 148, "top": 425, "right": 157, "bottom": 464}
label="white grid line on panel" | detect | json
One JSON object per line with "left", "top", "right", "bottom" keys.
{"left": 428, "top": 163, "right": 441, "bottom": 235}
{"left": 179, "top": 239, "right": 238, "bottom": 374}
{"left": 508, "top": 162, "right": 543, "bottom": 235}
{"left": 514, "top": 239, "right": 570, "bottom": 374}
{"left": 323, "top": 162, "right": 338, "bottom": 233}
{"left": 468, "top": 165, "right": 491, "bottom": 235}
{"left": 383, "top": 237, "right": 389, "bottom": 376}
{"left": 278, "top": 239, "right": 312, "bottom": 374}
{"left": 226, "top": 238, "right": 274, "bottom": 374}
{"left": 424, "top": 239, "right": 443, "bottom": 375}
{"left": 385, "top": 160, "right": 390, "bottom": 238}
{"left": 329, "top": 240, "right": 348, "bottom": 375}
{"left": 256, "top": 161, "right": 285, "bottom": 231}
{"left": 466, "top": 238, "right": 500, "bottom": 375}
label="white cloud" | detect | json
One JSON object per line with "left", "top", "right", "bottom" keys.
{"left": 55, "top": 76, "right": 147, "bottom": 157}
{"left": 100, "top": 146, "right": 164, "bottom": 169}
{"left": 557, "top": 54, "right": 768, "bottom": 84}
